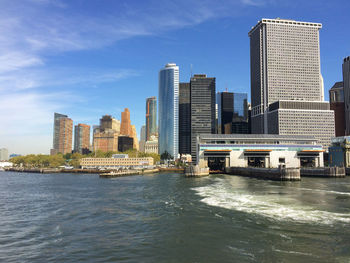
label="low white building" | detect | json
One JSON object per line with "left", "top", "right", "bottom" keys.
{"left": 0, "top": 161, "right": 13, "bottom": 168}
{"left": 197, "top": 134, "right": 324, "bottom": 170}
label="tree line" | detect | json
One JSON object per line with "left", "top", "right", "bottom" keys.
{"left": 10, "top": 150, "right": 160, "bottom": 168}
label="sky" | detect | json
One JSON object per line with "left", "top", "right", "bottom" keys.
{"left": 0, "top": 0, "right": 349, "bottom": 155}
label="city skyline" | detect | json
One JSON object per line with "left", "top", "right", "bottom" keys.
{"left": 1, "top": 0, "right": 350, "bottom": 154}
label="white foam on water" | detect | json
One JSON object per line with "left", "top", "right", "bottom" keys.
{"left": 298, "top": 188, "right": 350, "bottom": 196}
{"left": 193, "top": 178, "right": 350, "bottom": 225}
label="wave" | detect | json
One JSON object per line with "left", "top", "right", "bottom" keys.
{"left": 192, "top": 178, "right": 350, "bottom": 225}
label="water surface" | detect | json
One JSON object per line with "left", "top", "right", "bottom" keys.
{"left": 0, "top": 171, "right": 349, "bottom": 262}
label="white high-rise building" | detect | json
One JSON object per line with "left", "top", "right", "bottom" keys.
{"left": 158, "top": 63, "right": 179, "bottom": 159}
{"left": 0, "top": 148, "right": 9, "bottom": 161}
{"left": 249, "top": 18, "right": 334, "bottom": 146}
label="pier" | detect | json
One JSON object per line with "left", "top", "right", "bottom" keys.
{"left": 225, "top": 167, "right": 301, "bottom": 181}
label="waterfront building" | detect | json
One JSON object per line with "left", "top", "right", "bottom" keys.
{"left": 139, "top": 125, "right": 146, "bottom": 152}
{"left": 197, "top": 134, "right": 324, "bottom": 170}
{"left": 158, "top": 63, "right": 179, "bottom": 159}
{"left": 93, "top": 115, "right": 120, "bottom": 152}
{"left": 118, "top": 136, "right": 134, "bottom": 152}
{"left": 190, "top": 74, "right": 216, "bottom": 163}
{"left": 80, "top": 157, "right": 154, "bottom": 169}
{"left": 145, "top": 135, "right": 159, "bottom": 154}
{"left": 179, "top": 82, "right": 191, "bottom": 155}
{"left": 343, "top": 56, "right": 350, "bottom": 135}
{"left": 328, "top": 136, "right": 350, "bottom": 167}
{"left": 146, "top": 97, "right": 157, "bottom": 141}
{"left": 329, "top": 82, "right": 345, "bottom": 137}
{"left": 74, "top": 124, "right": 91, "bottom": 154}
{"left": 0, "top": 148, "right": 9, "bottom": 161}
{"left": 249, "top": 18, "right": 334, "bottom": 146}
{"left": 51, "top": 112, "right": 73, "bottom": 155}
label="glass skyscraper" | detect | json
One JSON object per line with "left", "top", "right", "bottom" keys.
{"left": 146, "top": 97, "right": 157, "bottom": 141}
{"left": 158, "top": 63, "right": 179, "bottom": 159}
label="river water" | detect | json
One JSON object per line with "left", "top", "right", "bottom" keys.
{"left": 0, "top": 171, "right": 350, "bottom": 262}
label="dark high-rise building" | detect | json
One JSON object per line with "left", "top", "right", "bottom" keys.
{"left": 74, "top": 124, "right": 91, "bottom": 154}
{"left": 329, "top": 81, "right": 345, "bottom": 137}
{"left": 179, "top": 82, "right": 191, "bottom": 155}
{"left": 217, "top": 92, "right": 249, "bottom": 134}
{"left": 190, "top": 74, "right": 216, "bottom": 163}
{"left": 343, "top": 57, "right": 350, "bottom": 135}
{"left": 217, "top": 92, "right": 233, "bottom": 134}
{"left": 146, "top": 97, "right": 157, "bottom": 141}
{"left": 118, "top": 136, "right": 134, "bottom": 152}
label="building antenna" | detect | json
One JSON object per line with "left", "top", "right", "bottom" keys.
{"left": 190, "top": 64, "right": 193, "bottom": 78}
{"left": 225, "top": 83, "right": 228, "bottom": 92}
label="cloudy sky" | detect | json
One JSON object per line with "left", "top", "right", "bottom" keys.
{"left": 0, "top": 0, "right": 349, "bottom": 155}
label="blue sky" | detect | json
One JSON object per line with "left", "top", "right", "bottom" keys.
{"left": 0, "top": 0, "right": 349, "bottom": 155}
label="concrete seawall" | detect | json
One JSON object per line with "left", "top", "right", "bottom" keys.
{"left": 225, "top": 167, "right": 300, "bottom": 181}
{"left": 301, "top": 167, "right": 345, "bottom": 178}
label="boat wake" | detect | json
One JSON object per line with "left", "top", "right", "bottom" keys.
{"left": 192, "top": 178, "right": 350, "bottom": 225}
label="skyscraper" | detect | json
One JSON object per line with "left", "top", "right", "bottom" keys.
{"left": 329, "top": 81, "right": 345, "bottom": 137}
{"left": 217, "top": 92, "right": 249, "bottom": 134}
{"left": 179, "top": 82, "right": 191, "bottom": 155}
{"left": 93, "top": 115, "right": 120, "bottom": 152}
{"left": 343, "top": 56, "right": 350, "bottom": 135}
{"left": 158, "top": 63, "right": 179, "bottom": 159}
{"left": 249, "top": 18, "right": 334, "bottom": 146}
{"left": 51, "top": 112, "right": 73, "bottom": 155}
{"left": 120, "top": 108, "right": 132, "bottom": 136}
{"left": 146, "top": 97, "right": 157, "bottom": 141}
{"left": 190, "top": 74, "right": 216, "bottom": 162}
{"left": 139, "top": 125, "right": 146, "bottom": 152}
{"left": 74, "top": 124, "right": 91, "bottom": 154}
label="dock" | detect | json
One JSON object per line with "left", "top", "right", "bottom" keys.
{"left": 225, "top": 167, "right": 301, "bottom": 181}
{"left": 99, "top": 168, "right": 159, "bottom": 178}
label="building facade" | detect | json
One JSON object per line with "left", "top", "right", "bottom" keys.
{"left": 81, "top": 157, "right": 154, "bottom": 169}
{"left": 118, "top": 136, "right": 134, "bottom": 152}
{"left": 120, "top": 108, "right": 132, "bottom": 136}
{"left": 190, "top": 74, "right": 216, "bottom": 163}
{"left": 197, "top": 134, "right": 324, "bottom": 169}
{"left": 249, "top": 18, "right": 334, "bottom": 146}
{"left": 145, "top": 136, "right": 159, "bottom": 154}
{"left": 146, "top": 97, "right": 157, "bottom": 141}
{"left": 139, "top": 125, "right": 146, "bottom": 152}
{"left": 343, "top": 56, "right": 350, "bottom": 135}
{"left": 0, "top": 148, "right": 9, "bottom": 161}
{"left": 74, "top": 124, "right": 91, "bottom": 154}
{"left": 329, "top": 81, "right": 345, "bottom": 137}
{"left": 179, "top": 82, "right": 191, "bottom": 155}
{"left": 93, "top": 115, "right": 120, "bottom": 152}
{"left": 329, "top": 136, "right": 350, "bottom": 167}
{"left": 217, "top": 92, "right": 249, "bottom": 134}
{"left": 158, "top": 63, "right": 179, "bottom": 159}
{"left": 51, "top": 112, "right": 73, "bottom": 155}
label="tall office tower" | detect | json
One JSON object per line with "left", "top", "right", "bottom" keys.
{"left": 329, "top": 82, "right": 345, "bottom": 137}
{"left": 93, "top": 115, "right": 120, "bottom": 152}
{"left": 120, "top": 108, "right": 132, "bottom": 136}
{"left": 0, "top": 148, "right": 9, "bottom": 161}
{"left": 217, "top": 92, "right": 233, "bottom": 134}
{"left": 146, "top": 97, "right": 157, "bottom": 141}
{"left": 343, "top": 56, "right": 350, "bottom": 135}
{"left": 74, "top": 124, "right": 91, "bottom": 154}
{"left": 158, "top": 63, "right": 179, "bottom": 159}
{"left": 51, "top": 112, "right": 73, "bottom": 155}
{"left": 217, "top": 92, "right": 249, "bottom": 134}
{"left": 249, "top": 18, "right": 334, "bottom": 146}
{"left": 179, "top": 82, "right": 191, "bottom": 154}
{"left": 190, "top": 74, "right": 216, "bottom": 162}
{"left": 139, "top": 125, "right": 146, "bottom": 152}
{"left": 131, "top": 125, "right": 139, "bottom": 150}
